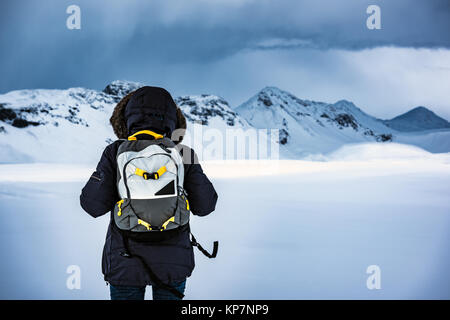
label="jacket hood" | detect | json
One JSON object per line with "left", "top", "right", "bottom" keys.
{"left": 125, "top": 86, "right": 177, "bottom": 136}
{"left": 110, "top": 86, "right": 186, "bottom": 143}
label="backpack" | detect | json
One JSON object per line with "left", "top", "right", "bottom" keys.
{"left": 114, "top": 130, "right": 189, "bottom": 241}
{"left": 112, "top": 130, "right": 218, "bottom": 298}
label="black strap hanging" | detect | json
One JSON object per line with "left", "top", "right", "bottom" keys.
{"left": 120, "top": 234, "right": 185, "bottom": 299}
{"left": 191, "top": 233, "right": 219, "bottom": 259}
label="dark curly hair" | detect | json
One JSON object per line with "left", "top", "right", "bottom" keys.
{"left": 109, "top": 90, "right": 186, "bottom": 144}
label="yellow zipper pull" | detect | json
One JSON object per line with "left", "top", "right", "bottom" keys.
{"left": 138, "top": 219, "right": 151, "bottom": 230}
{"left": 117, "top": 199, "right": 124, "bottom": 216}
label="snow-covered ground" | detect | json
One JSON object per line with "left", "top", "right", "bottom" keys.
{"left": 0, "top": 143, "right": 449, "bottom": 299}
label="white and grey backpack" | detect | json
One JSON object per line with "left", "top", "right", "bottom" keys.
{"left": 113, "top": 130, "right": 190, "bottom": 240}
{"left": 112, "top": 130, "right": 217, "bottom": 298}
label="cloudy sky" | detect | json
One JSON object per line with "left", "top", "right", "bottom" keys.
{"left": 1, "top": 0, "right": 449, "bottom": 119}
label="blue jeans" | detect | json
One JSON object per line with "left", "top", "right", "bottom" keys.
{"left": 110, "top": 280, "right": 186, "bottom": 300}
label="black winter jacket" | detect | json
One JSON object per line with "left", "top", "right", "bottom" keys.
{"left": 80, "top": 140, "right": 218, "bottom": 286}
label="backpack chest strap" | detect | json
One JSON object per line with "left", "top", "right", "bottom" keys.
{"left": 134, "top": 166, "right": 167, "bottom": 180}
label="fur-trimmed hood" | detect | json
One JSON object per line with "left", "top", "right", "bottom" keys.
{"left": 109, "top": 87, "right": 186, "bottom": 144}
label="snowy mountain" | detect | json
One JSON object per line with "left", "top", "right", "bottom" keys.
{"left": 174, "top": 94, "right": 256, "bottom": 159}
{"left": 0, "top": 81, "right": 249, "bottom": 163}
{"left": 175, "top": 94, "right": 247, "bottom": 128}
{"left": 382, "top": 106, "right": 450, "bottom": 132}
{"left": 0, "top": 86, "right": 117, "bottom": 163}
{"left": 1, "top": 81, "right": 449, "bottom": 163}
{"left": 234, "top": 87, "right": 396, "bottom": 157}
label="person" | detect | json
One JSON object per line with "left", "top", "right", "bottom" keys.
{"left": 80, "top": 86, "right": 218, "bottom": 300}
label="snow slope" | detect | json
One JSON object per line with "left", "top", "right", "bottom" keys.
{"left": 394, "top": 129, "right": 450, "bottom": 154}
{"left": 0, "top": 144, "right": 449, "bottom": 299}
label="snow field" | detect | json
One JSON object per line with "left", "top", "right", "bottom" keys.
{"left": 0, "top": 143, "right": 449, "bottom": 299}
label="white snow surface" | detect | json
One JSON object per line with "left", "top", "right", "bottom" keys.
{"left": 0, "top": 143, "right": 449, "bottom": 299}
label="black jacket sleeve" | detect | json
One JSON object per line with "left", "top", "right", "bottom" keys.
{"left": 183, "top": 147, "right": 218, "bottom": 217}
{"left": 80, "top": 142, "right": 120, "bottom": 218}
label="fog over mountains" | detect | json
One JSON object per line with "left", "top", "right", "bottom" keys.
{"left": 0, "top": 80, "right": 449, "bottom": 163}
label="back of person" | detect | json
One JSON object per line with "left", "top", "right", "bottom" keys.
{"left": 80, "top": 86, "right": 218, "bottom": 300}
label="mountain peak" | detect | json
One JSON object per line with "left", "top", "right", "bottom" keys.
{"left": 245, "top": 86, "right": 314, "bottom": 110}
{"left": 334, "top": 99, "right": 355, "bottom": 107}
{"left": 384, "top": 106, "right": 450, "bottom": 132}
{"left": 406, "top": 106, "right": 437, "bottom": 116}
{"left": 410, "top": 106, "right": 429, "bottom": 112}
{"left": 259, "top": 86, "right": 283, "bottom": 94}
{"left": 102, "top": 80, "right": 144, "bottom": 97}
{"left": 174, "top": 94, "right": 246, "bottom": 127}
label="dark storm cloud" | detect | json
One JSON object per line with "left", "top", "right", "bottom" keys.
{"left": 0, "top": 0, "right": 449, "bottom": 94}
